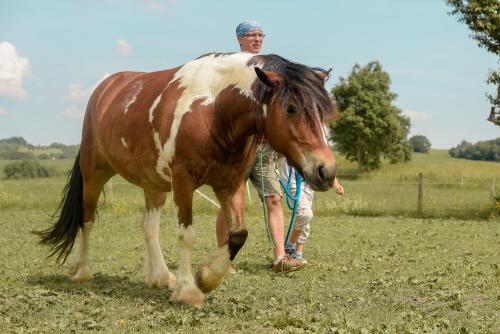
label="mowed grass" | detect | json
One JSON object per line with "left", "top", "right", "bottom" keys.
{"left": 0, "top": 152, "right": 499, "bottom": 333}
{"left": 1, "top": 203, "right": 499, "bottom": 332}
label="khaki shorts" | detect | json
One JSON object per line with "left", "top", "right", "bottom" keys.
{"left": 248, "top": 144, "right": 281, "bottom": 198}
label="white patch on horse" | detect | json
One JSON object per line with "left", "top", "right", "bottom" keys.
{"left": 153, "top": 53, "right": 261, "bottom": 179}
{"left": 321, "top": 124, "right": 331, "bottom": 145}
{"left": 69, "top": 221, "right": 94, "bottom": 282}
{"left": 177, "top": 225, "right": 195, "bottom": 278}
{"left": 172, "top": 224, "right": 204, "bottom": 306}
{"left": 153, "top": 131, "right": 171, "bottom": 182}
{"left": 262, "top": 104, "right": 267, "bottom": 118}
{"left": 121, "top": 137, "right": 128, "bottom": 148}
{"left": 123, "top": 80, "right": 143, "bottom": 113}
{"left": 149, "top": 95, "right": 162, "bottom": 123}
{"left": 314, "top": 106, "right": 329, "bottom": 146}
{"left": 142, "top": 208, "right": 171, "bottom": 288}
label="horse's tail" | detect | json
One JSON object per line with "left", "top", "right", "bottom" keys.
{"left": 34, "top": 151, "right": 84, "bottom": 264}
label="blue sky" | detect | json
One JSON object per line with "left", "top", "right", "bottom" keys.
{"left": 0, "top": 0, "right": 498, "bottom": 149}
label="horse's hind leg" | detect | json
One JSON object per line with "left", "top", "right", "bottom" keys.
{"left": 69, "top": 163, "right": 113, "bottom": 282}
{"left": 196, "top": 182, "right": 248, "bottom": 293}
{"left": 141, "top": 190, "right": 175, "bottom": 289}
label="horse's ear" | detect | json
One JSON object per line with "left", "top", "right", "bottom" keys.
{"left": 315, "top": 68, "right": 332, "bottom": 82}
{"left": 255, "top": 67, "right": 281, "bottom": 88}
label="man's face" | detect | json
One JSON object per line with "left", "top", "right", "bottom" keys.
{"left": 238, "top": 29, "right": 264, "bottom": 54}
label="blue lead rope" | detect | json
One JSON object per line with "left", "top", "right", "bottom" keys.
{"left": 258, "top": 146, "right": 303, "bottom": 248}
{"left": 279, "top": 165, "right": 303, "bottom": 246}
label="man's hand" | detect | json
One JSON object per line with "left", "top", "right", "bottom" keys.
{"left": 334, "top": 178, "right": 344, "bottom": 195}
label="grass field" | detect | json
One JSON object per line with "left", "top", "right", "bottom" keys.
{"left": 2, "top": 149, "right": 497, "bottom": 219}
{"left": 0, "top": 152, "right": 499, "bottom": 332}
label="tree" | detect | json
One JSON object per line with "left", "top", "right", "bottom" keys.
{"left": 409, "top": 135, "right": 432, "bottom": 153}
{"left": 330, "top": 61, "right": 412, "bottom": 170}
{"left": 3, "top": 160, "right": 59, "bottom": 179}
{"left": 446, "top": 0, "right": 500, "bottom": 126}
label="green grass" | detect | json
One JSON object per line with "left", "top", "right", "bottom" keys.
{"left": 0, "top": 151, "right": 499, "bottom": 332}
{"left": 1, "top": 207, "right": 499, "bottom": 332}
{"left": 2, "top": 149, "right": 497, "bottom": 219}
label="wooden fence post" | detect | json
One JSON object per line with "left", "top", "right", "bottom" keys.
{"left": 418, "top": 173, "right": 424, "bottom": 217}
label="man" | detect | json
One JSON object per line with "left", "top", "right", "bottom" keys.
{"left": 215, "top": 20, "right": 306, "bottom": 273}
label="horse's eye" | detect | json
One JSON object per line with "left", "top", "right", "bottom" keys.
{"left": 287, "top": 106, "right": 296, "bottom": 114}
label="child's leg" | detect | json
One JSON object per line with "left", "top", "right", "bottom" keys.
{"left": 287, "top": 185, "right": 314, "bottom": 258}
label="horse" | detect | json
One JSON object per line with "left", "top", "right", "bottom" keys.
{"left": 35, "top": 52, "right": 337, "bottom": 308}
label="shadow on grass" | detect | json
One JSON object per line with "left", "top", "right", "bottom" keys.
{"left": 230, "top": 260, "right": 272, "bottom": 274}
{"left": 26, "top": 272, "right": 175, "bottom": 305}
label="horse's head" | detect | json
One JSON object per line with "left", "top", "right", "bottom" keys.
{"left": 251, "top": 55, "right": 338, "bottom": 191}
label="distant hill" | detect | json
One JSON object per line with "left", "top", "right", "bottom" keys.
{"left": 0, "top": 137, "right": 79, "bottom": 160}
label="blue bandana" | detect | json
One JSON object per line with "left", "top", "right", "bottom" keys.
{"left": 236, "top": 20, "right": 263, "bottom": 37}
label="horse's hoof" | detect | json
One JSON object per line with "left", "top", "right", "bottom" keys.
{"left": 69, "top": 264, "right": 92, "bottom": 282}
{"left": 170, "top": 283, "right": 205, "bottom": 308}
{"left": 146, "top": 271, "right": 176, "bottom": 290}
{"left": 195, "top": 265, "right": 225, "bottom": 293}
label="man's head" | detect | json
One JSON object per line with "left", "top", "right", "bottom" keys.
{"left": 236, "top": 20, "right": 264, "bottom": 54}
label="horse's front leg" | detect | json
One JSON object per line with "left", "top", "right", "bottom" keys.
{"left": 196, "top": 182, "right": 248, "bottom": 293}
{"left": 170, "top": 175, "right": 204, "bottom": 308}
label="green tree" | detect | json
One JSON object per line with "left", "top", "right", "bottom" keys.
{"left": 330, "top": 61, "right": 412, "bottom": 170}
{"left": 409, "top": 135, "right": 432, "bottom": 153}
{"left": 446, "top": 0, "right": 500, "bottom": 125}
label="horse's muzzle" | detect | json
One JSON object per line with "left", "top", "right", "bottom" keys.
{"left": 304, "top": 162, "right": 336, "bottom": 191}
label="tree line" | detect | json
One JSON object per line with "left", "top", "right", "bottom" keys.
{"left": 449, "top": 138, "right": 500, "bottom": 161}
{"left": 0, "top": 137, "right": 79, "bottom": 160}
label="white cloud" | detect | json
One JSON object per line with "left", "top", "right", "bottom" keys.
{"left": 67, "top": 73, "right": 111, "bottom": 100}
{"left": 61, "top": 105, "right": 84, "bottom": 119}
{"left": 117, "top": 38, "right": 132, "bottom": 55}
{"left": 0, "top": 106, "right": 7, "bottom": 116}
{"left": 403, "top": 109, "right": 431, "bottom": 122}
{"left": 0, "top": 42, "right": 31, "bottom": 99}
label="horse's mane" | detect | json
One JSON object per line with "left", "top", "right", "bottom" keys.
{"left": 249, "top": 54, "right": 336, "bottom": 125}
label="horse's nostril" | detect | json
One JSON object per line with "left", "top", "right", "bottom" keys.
{"left": 318, "top": 164, "right": 327, "bottom": 180}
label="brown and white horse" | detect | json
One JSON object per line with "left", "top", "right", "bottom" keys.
{"left": 36, "top": 52, "right": 337, "bottom": 308}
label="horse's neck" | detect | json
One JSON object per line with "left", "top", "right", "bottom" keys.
{"left": 212, "top": 95, "right": 260, "bottom": 155}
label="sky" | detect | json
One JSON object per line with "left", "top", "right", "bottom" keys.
{"left": 0, "top": 0, "right": 498, "bottom": 149}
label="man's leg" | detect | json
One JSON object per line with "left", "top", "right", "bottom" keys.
{"left": 264, "top": 194, "right": 285, "bottom": 259}
{"left": 251, "top": 144, "right": 305, "bottom": 272}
